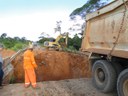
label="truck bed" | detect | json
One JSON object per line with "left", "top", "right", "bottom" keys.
{"left": 81, "top": 0, "right": 128, "bottom": 59}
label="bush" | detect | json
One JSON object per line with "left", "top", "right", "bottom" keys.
{"left": 11, "top": 43, "right": 23, "bottom": 51}
{"left": 63, "top": 46, "right": 77, "bottom": 53}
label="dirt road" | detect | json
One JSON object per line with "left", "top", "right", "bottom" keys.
{"left": 0, "top": 78, "right": 117, "bottom": 96}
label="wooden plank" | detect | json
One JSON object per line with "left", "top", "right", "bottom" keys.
{"left": 2, "top": 48, "right": 26, "bottom": 82}
{"left": 3, "top": 63, "right": 13, "bottom": 79}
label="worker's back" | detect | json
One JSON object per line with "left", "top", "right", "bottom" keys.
{"left": 23, "top": 50, "right": 35, "bottom": 69}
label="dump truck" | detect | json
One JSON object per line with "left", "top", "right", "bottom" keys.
{"left": 81, "top": 0, "right": 128, "bottom": 96}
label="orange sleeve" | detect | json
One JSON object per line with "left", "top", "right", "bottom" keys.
{"left": 30, "top": 52, "right": 37, "bottom": 68}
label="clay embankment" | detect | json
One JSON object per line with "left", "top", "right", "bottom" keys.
{"left": 2, "top": 48, "right": 91, "bottom": 83}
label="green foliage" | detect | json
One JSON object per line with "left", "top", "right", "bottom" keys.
{"left": 70, "top": 0, "right": 111, "bottom": 17}
{"left": 68, "top": 37, "right": 74, "bottom": 46}
{"left": 0, "top": 33, "right": 7, "bottom": 39}
{"left": 0, "top": 33, "right": 29, "bottom": 51}
{"left": 2, "top": 38, "right": 15, "bottom": 49}
{"left": 38, "top": 37, "right": 54, "bottom": 44}
{"left": 38, "top": 38, "right": 51, "bottom": 44}
{"left": 38, "top": 34, "right": 82, "bottom": 51}
{"left": 67, "top": 34, "right": 82, "bottom": 51}
{"left": 11, "top": 43, "right": 24, "bottom": 51}
{"left": 63, "top": 46, "right": 77, "bottom": 53}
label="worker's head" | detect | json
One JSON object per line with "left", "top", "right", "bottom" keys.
{"left": 0, "top": 44, "right": 4, "bottom": 51}
{"left": 28, "top": 44, "right": 34, "bottom": 51}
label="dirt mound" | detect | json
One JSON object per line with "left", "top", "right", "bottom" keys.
{"left": 0, "top": 49, "right": 16, "bottom": 58}
{"left": 10, "top": 48, "right": 91, "bottom": 83}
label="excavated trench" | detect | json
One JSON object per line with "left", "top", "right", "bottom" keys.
{"left": 2, "top": 48, "right": 91, "bottom": 83}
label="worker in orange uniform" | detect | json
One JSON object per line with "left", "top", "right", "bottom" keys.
{"left": 23, "top": 44, "right": 40, "bottom": 89}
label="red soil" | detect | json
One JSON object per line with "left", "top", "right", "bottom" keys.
{"left": 2, "top": 48, "right": 91, "bottom": 83}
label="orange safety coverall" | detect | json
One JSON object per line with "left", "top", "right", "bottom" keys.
{"left": 23, "top": 49, "right": 37, "bottom": 87}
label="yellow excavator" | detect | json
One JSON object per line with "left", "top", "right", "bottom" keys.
{"left": 44, "top": 32, "right": 68, "bottom": 50}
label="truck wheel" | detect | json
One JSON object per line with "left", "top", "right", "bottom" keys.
{"left": 117, "top": 69, "right": 128, "bottom": 96}
{"left": 112, "top": 62, "right": 123, "bottom": 76}
{"left": 92, "top": 60, "right": 116, "bottom": 93}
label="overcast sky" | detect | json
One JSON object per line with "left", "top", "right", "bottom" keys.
{"left": 0, "top": 0, "right": 89, "bottom": 41}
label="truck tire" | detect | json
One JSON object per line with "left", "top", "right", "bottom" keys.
{"left": 112, "top": 62, "right": 123, "bottom": 76}
{"left": 92, "top": 60, "right": 116, "bottom": 93}
{"left": 117, "top": 69, "right": 128, "bottom": 96}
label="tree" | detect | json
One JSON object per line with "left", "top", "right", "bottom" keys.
{"left": 70, "top": 0, "right": 111, "bottom": 18}
{"left": 67, "top": 34, "right": 82, "bottom": 50}
{"left": 14, "top": 36, "right": 20, "bottom": 41}
{"left": 72, "top": 34, "right": 82, "bottom": 50}
{"left": 38, "top": 37, "right": 54, "bottom": 44}
{"left": 69, "top": 0, "right": 112, "bottom": 39}
{"left": 21, "top": 37, "right": 26, "bottom": 42}
{"left": 3, "top": 37, "right": 15, "bottom": 48}
{"left": 54, "top": 21, "right": 62, "bottom": 34}
{"left": 0, "top": 34, "right": 29, "bottom": 50}
{"left": 39, "top": 32, "right": 49, "bottom": 39}
{"left": 0, "top": 33, "right": 7, "bottom": 39}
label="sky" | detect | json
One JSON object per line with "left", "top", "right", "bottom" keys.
{"left": 0, "top": 0, "right": 88, "bottom": 41}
